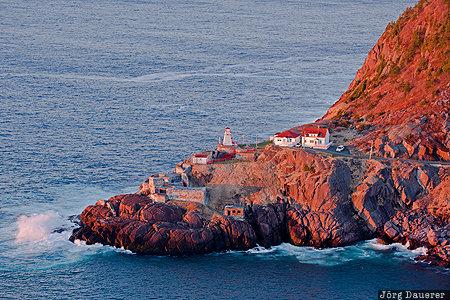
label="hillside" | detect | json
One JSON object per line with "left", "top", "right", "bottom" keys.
{"left": 321, "top": 0, "right": 449, "bottom": 161}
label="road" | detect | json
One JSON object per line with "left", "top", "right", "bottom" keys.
{"left": 304, "top": 145, "right": 450, "bottom": 167}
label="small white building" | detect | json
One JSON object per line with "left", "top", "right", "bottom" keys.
{"left": 301, "top": 127, "right": 331, "bottom": 149}
{"left": 273, "top": 130, "right": 301, "bottom": 147}
{"left": 192, "top": 153, "right": 211, "bottom": 164}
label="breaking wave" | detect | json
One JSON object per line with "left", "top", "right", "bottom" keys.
{"left": 16, "top": 211, "right": 65, "bottom": 243}
{"left": 245, "top": 239, "right": 427, "bottom": 266}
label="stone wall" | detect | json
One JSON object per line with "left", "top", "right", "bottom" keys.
{"left": 166, "top": 187, "right": 206, "bottom": 204}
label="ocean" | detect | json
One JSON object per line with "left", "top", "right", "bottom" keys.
{"left": 1, "top": 0, "right": 448, "bottom": 298}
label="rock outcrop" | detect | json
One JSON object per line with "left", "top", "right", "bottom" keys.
{"left": 70, "top": 194, "right": 257, "bottom": 255}
{"left": 380, "top": 177, "right": 450, "bottom": 267}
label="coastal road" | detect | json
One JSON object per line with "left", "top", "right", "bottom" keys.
{"left": 305, "top": 146, "right": 450, "bottom": 167}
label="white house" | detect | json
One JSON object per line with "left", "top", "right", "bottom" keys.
{"left": 273, "top": 130, "right": 301, "bottom": 147}
{"left": 301, "top": 127, "right": 331, "bottom": 149}
{"left": 192, "top": 153, "right": 211, "bottom": 164}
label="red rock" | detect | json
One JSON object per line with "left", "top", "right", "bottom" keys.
{"left": 320, "top": 0, "right": 450, "bottom": 161}
{"left": 71, "top": 194, "right": 256, "bottom": 255}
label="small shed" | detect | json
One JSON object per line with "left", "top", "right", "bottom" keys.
{"left": 224, "top": 205, "right": 244, "bottom": 217}
{"left": 192, "top": 153, "right": 211, "bottom": 164}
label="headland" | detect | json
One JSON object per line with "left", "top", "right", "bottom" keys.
{"left": 70, "top": 0, "right": 449, "bottom": 267}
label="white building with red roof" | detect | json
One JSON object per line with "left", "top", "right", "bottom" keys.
{"left": 192, "top": 153, "right": 211, "bottom": 164}
{"left": 301, "top": 127, "right": 331, "bottom": 149}
{"left": 273, "top": 130, "right": 301, "bottom": 147}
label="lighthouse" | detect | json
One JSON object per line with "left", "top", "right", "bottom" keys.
{"left": 223, "top": 127, "right": 233, "bottom": 146}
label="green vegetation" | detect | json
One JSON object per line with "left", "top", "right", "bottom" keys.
{"left": 342, "top": 120, "right": 351, "bottom": 127}
{"left": 416, "top": 0, "right": 427, "bottom": 11}
{"left": 423, "top": 15, "right": 449, "bottom": 51}
{"left": 412, "top": 29, "right": 424, "bottom": 49}
{"left": 376, "top": 93, "right": 383, "bottom": 100}
{"left": 349, "top": 80, "right": 367, "bottom": 101}
{"left": 425, "top": 78, "right": 435, "bottom": 88}
{"left": 402, "top": 81, "right": 412, "bottom": 94}
{"left": 373, "top": 56, "right": 387, "bottom": 87}
{"left": 367, "top": 102, "right": 375, "bottom": 110}
{"left": 389, "top": 64, "right": 401, "bottom": 77}
{"left": 357, "top": 124, "right": 367, "bottom": 131}
{"left": 387, "top": 6, "right": 414, "bottom": 37}
{"left": 246, "top": 140, "right": 273, "bottom": 148}
{"left": 420, "top": 99, "right": 429, "bottom": 106}
{"left": 377, "top": 56, "right": 386, "bottom": 78}
{"left": 443, "top": 59, "right": 450, "bottom": 73}
{"left": 401, "top": 29, "right": 424, "bottom": 64}
{"left": 416, "top": 57, "right": 429, "bottom": 73}
{"left": 378, "top": 111, "right": 385, "bottom": 116}
{"left": 303, "top": 164, "right": 316, "bottom": 174}
{"left": 334, "top": 109, "right": 349, "bottom": 119}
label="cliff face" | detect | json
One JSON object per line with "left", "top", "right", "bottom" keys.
{"left": 188, "top": 146, "right": 448, "bottom": 254}
{"left": 70, "top": 145, "right": 449, "bottom": 265}
{"left": 189, "top": 147, "right": 372, "bottom": 248}
{"left": 322, "top": 0, "right": 450, "bottom": 161}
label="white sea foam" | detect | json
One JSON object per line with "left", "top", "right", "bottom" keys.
{"left": 244, "top": 239, "right": 427, "bottom": 266}
{"left": 1, "top": 68, "right": 294, "bottom": 83}
{"left": 16, "top": 211, "right": 65, "bottom": 243}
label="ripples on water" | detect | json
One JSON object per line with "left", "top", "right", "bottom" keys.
{"left": 1, "top": 0, "right": 447, "bottom": 298}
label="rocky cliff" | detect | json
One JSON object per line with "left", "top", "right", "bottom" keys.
{"left": 71, "top": 146, "right": 449, "bottom": 266}
{"left": 70, "top": 194, "right": 257, "bottom": 255}
{"left": 321, "top": 0, "right": 449, "bottom": 161}
{"left": 187, "top": 146, "right": 449, "bottom": 265}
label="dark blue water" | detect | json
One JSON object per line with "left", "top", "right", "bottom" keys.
{"left": 1, "top": 0, "right": 448, "bottom": 298}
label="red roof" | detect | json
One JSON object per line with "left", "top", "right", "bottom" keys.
{"left": 194, "top": 154, "right": 208, "bottom": 158}
{"left": 274, "top": 130, "right": 300, "bottom": 138}
{"left": 302, "top": 127, "right": 328, "bottom": 137}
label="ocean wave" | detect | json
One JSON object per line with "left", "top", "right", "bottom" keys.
{"left": 244, "top": 239, "right": 427, "bottom": 266}
{"left": 16, "top": 211, "right": 65, "bottom": 243}
{"left": 1, "top": 67, "right": 295, "bottom": 83}
{"left": 73, "top": 239, "right": 135, "bottom": 255}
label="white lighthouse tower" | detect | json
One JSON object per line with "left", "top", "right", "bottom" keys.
{"left": 223, "top": 127, "right": 233, "bottom": 146}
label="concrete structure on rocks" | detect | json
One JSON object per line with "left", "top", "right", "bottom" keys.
{"left": 139, "top": 173, "right": 207, "bottom": 204}
{"left": 224, "top": 205, "right": 244, "bottom": 217}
